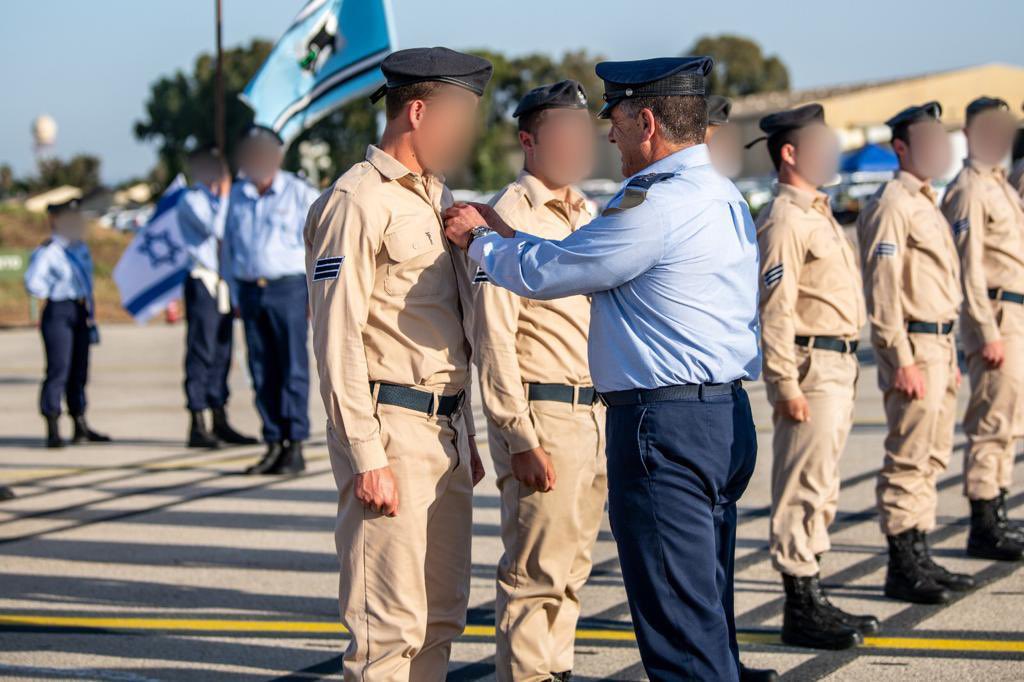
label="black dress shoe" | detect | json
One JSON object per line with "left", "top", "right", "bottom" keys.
{"left": 72, "top": 416, "right": 111, "bottom": 443}
{"left": 912, "top": 530, "right": 975, "bottom": 591}
{"left": 781, "top": 574, "right": 863, "bottom": 649}
{"left": 740, "top": 662, "right": 779, "bottom": 681}
{"left": 45, "top": 414, "right": 64, "bottom": 449}
{"left": 0, "top": 486, "right": 15, "bottom": 501}
{"left": 885, "top": 531, "right": 951, "bottom": 604}
{"left": 187, "top": 411, "right": 220, "bottom": 449}
{"left": 211, "top": 407, "right": 259, "bottom": 445}
{"left": 245, "top": 442, "right": 285, "bottom": 475}
{"left": 266, "top": 441, "right": 305, "bottom": 475}
{"left": 967, "top": 498, "right": 1024, "bottom": 561}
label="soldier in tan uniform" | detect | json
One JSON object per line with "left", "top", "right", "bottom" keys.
{"left": 304, "top": 48, "right": 491, "bottom": 681}
{"left": 858, "top": 102, "right": 976, "bottom": 604}
{"left": 1008, "top": 102, "right": 1024, "bottom": 197}
{"left": 941, "top": 96, "right": 1024, "bottom": 561}
{"left": 753, "top": 104, "right": 877, "bottom": 651}
{"left": 474, "top": 80, "right": 607, "bottom": 682}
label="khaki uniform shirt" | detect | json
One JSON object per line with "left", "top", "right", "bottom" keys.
{"left": 473, "top": 171, "right": 593, "bottom": 453}
{"left": 857, "top": 171, "right": 962, "bottom": 367}
{"left": 757, "top": 184, "right": 865, "bottom": 401}
{"left": 305, "top": 145, "right": 476, "bottom": 474}
{"left": 1008, "top": 158, "right": 1024, "bottom": 198}
{"left": 941, "top": 159, "right": 1024, "bottom": 344}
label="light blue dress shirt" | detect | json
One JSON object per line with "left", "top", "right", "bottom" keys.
{"left": 177, "top": 184, "right": 227, "bottom": 273}
{"left": 223, "top": 170, "right": 319, "bottom": 282}
{"left": 469, "top": 144, "right": 762, "bottom": 392}
{"left": 24, "top": 235, "right": 93, "bottom": 304}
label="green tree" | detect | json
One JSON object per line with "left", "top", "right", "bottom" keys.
{"left": 688, "top": 35, "right": 790, "bottom": 97}
{"left": 33, "top": 155, "right": 102, "bottom": 194}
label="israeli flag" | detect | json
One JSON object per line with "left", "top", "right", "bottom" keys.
{"left": 241, "top": 0, "right": 396, "bottom": 145}
{"left": 113, "top": 175, "right": 190, "bottom": 323}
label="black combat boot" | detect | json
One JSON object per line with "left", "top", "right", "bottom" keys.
{"left": 967, "top": 497, "right": 1024, "bottom": 561}
{"left": 739, "top": 662, "right": 780, "bottom": 681}
{"left": 72, "top": 415, "right": 111, "bottom": 443}
{"left": 0, "top": 485, "right": 15, "bottom": 501}
{"left": 551, "top": 672, "right": 572, "bottom": 682}
{"left": 244, "top": 442, "right": 285, "bottom": 475}
{"left": 818, "top": 587, "right": 880, "bottom": 635}
{"left": 996, "top": 489, "right": 1024, "bottom": 543}
{"left": 885, "top": 531, "right": 951, "bottom": 604}
{"left": 266, "top": 440, "right": 305, "bottom": 475}
{"left": 45, "top": 414, "right": 63, "bottom": 449}
{"left": 187, "top": 410, "right": 220, "bottom": 449}
{"left": 211, "top": 406, "right": 259, "bottom": 445}
{"left": 781, "top": 574, "right": 862, "bottom": 649}
{"left": 912, "top": 529, "right": 975, "bottom": 591}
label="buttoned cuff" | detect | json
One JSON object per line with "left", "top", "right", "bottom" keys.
{"left": 501, "top": 417, "right": 541, "bottom": 454}
{"left": 344, "top": 435, "right": 390, "bottom": 474}
{"left": 773, "top": 378, "right": 803, "bottom": 402}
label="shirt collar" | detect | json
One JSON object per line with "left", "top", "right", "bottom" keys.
{"left": 51, "top": 234, "right": 71, "bottom": 248}
{"left": 897, "top": 170, "right": 936, "bottom": 201}
{"left": 240, "top": 171, "right": 285, "bottom": 199}
{"left": 776, "top": 183, "right": 826, "bottom": 212}
{"left": 366, "top": 144, "right": 412, "bottom": 181}
{"left": 628, "top": 143, "right": 711, "bottom": 182}
{"left": 518, "top": 170, "right": 586, "bottom": 211}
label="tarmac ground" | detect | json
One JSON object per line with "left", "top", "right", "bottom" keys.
{"left": 0, "top": 323, "right": 1022, "bottom": 680}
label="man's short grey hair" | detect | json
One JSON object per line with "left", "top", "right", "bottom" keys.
{"left": 618, "top": 95, "right": 708, "bottom": 146}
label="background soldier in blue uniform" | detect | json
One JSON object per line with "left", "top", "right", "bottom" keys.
{"left": 23, "top": 198, "right": 111, "bottom": 448}
{"left": 445, "top": 57, "right": 774, "bottom": 682}
{"left": 223, "top": 126, "right": 319, "bottom": 475}
{"left": 177, "top": 147, "right": 258, "bottom": 449}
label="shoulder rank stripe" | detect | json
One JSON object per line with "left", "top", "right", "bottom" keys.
{"left": 874, "top": 242, "right": 897, "bottom": 258}
{"left": 312, "top": 256, "right": 344, "bottom": 282}
{"left": 763, "top": 263, "right": 784, "bottom": 288}
{"left": 952, "top": 218, "right": 969, "bottom": 236}
{"left": 472, "top": 266, "right": 491, "bottom": 284}
{"left": 626, "top": 172, "right": 675, "bottom": 190}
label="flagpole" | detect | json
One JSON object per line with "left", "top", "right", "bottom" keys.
{"left": 214, "top": 0, "right": 226, "bottom": 157}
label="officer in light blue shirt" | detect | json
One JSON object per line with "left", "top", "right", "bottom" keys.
{"left": 445, "top": 58, "right": 769, "bottom": 682}
{"left": 24, "top": 197, "right": 110, "bottom": 449}
{"left": 176, "top": 147, "right": 257, "bottom": 450}
{"left": 223, "top": 125, "right": 319, "bottom": 475}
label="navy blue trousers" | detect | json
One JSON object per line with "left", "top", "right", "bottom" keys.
{"left": 237, "top": 276, "right": 310, "bottom": 443}
{"left": 606, "top": 385, "right": 757, "bottom": 682}
{"left": 183, "top": 276, "right": 233, "bottom": 411}
{"left": 39, "top": 300, "right": 90, "bottom": 417}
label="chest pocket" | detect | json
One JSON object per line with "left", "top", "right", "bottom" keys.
{"left": 383, "top": 226, "right": 449, "bottom": 298}
{"left": 986, "top": 192, "right": 1015, "bottom": 237}
{"left": 807, "top": 231, "right": 842, "bottom": 262}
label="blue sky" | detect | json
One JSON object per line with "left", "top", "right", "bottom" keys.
{"left": 2, "top": 0, "right": 1021, "bottom": 183}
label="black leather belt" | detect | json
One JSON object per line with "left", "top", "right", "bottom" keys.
{"left": 988, "top": 288, "right": 1024, "bottom": 305}
{"left": 371, "top": 382, "right": 465, "bottom": 416}
{"left": 599, "top": 381, "right": 740, "bottom": 407}
{"left": 907, "top": 321, "right": 954, "bottom": 335}
{"left": 238, "top": 274, "right": 306, "bottom": 288}
{"left": 527, "top": 383, "right": 597, "bottom": 405}
{"left": 795, "top": 335, "right": 859, "bottom": 354}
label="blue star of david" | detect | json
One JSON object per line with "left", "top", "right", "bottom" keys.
{"left": 138, "top": 229, "right": 182, "bottom": 268}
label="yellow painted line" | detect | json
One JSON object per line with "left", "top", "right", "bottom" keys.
{"left": 1, "top": 615, "right": 1022, "bottom": 653}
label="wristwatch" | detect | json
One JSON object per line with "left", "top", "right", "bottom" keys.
{"left": 469, "top": 225, "right": 493, "bottom": 244}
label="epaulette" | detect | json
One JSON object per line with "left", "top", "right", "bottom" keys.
{"left": 334, "top": 162, "right": 374, "bottom": 194}
{"left": 491, "top": 183, "right": 527, "bottom": 215}
{"left": 602, "top": 172, "right": 674, "bottom": 215}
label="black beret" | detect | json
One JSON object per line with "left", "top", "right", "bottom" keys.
{"left": 595, "top": 56, "right": 713, "bottom": 119}
{"left": 513, "top": 79, "right": 588, "bottom": 118}
{"left": 370, "top": 47, "right": 493, "bottom": 103}
{"left": 966, "top": 96, "right": 1009, "bottom": 121}
{"left": 242, "top": 124, "right": 284, "bottom": 146}
{"left": 46, "top": 197, "right": 83, "bottom": 214}
{"left": 746, "top": 103, "right": 825, "bottom": 148}
{"left": 707, "top": 95, "right": 731, "bottom": 126}
{"left": 884, "top": 101, "right": 942, "bottom": 130}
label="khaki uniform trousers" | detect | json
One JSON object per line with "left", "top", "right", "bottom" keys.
{"left": 876, "top": 333, "right": 959, "bottom": 535}
{"left": 963, "top": 301, "right": 1024, "bottom": 501}
{"left": 770, "top": 346, "right": 858, "bottom": 577}
{"left": 490, "top": 397, "right": 607, "bottom": 682}
{"left": 329, "top": 400, "right": 474, "bottom": 682}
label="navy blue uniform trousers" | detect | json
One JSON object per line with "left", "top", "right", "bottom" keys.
{"left": 606, "top": 384, "right": 757, "bottom": 681}
{"left": 39, "top": 299, "right": 90, "bottom": 417}
{"left": 183, "top": 276, "right": 233, "bottom": 411}
{"left": 237, "top": 276, "right": 310, "bottom": 444}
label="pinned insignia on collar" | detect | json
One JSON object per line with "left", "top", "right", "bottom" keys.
{"left": 602, "top": 172, "right": 674, "bottom": 215}
{"left": 312, "top": 256, "right": 344, "bottom": 282}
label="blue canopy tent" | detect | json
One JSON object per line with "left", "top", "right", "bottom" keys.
{"left": 840, "top": 143, "right": 899, "bottom": 173}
